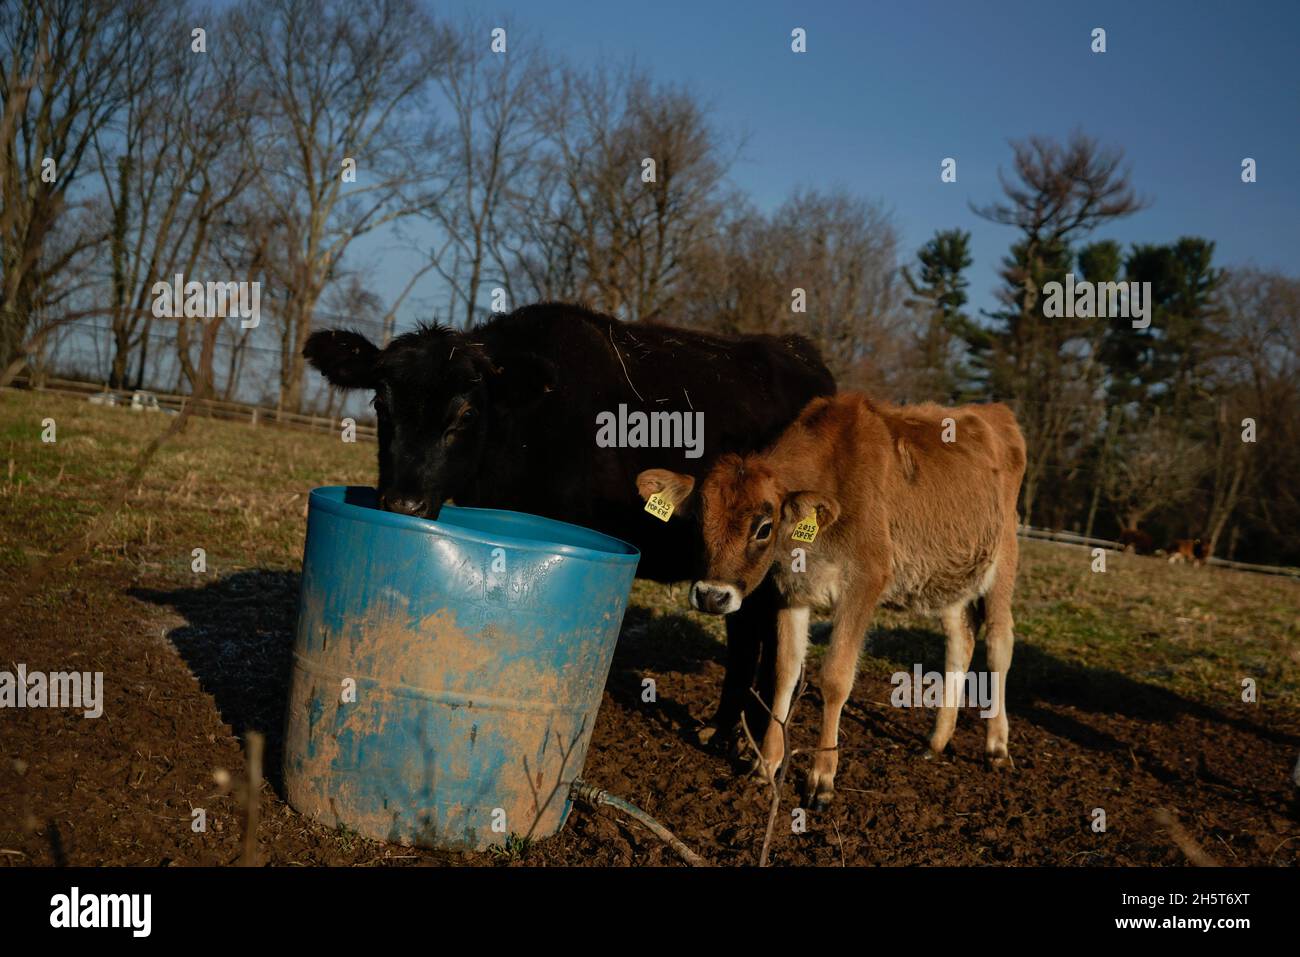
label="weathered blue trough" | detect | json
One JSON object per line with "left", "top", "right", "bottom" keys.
{"left": 283, "top": 486, "right": 639, "bottom": 851}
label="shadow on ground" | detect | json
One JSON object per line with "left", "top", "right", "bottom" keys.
{"left": 866, "top": 624, "right": 1298, "bottom": 770}
{"left": 129, "top": 571, "right": 1295, "bottom": 800}
{"left": 130, "top": 570, "right": 301, "bottom": 792}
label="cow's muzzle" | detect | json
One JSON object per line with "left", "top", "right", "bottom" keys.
{"left": 379, "top": 493, "right": 440, "bottom": 521}
{"left": 690, "top": 581, "right": 742, "bottom": 615}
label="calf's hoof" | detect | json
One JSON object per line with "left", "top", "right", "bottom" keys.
{"left": 748, "top": 754, "right": 782, "bottom": 784}
{"left": 985, "top": 750, "right": 1015, "bottom": 771}
{"left": 807, "top": 787, "right": 835, "bottom": 812}
{"left": 803, "top": 770, "right": 835, "bottom": 810}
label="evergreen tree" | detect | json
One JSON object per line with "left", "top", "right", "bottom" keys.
{"left": 903, "top": 228, "right": 975, "bottom": 400}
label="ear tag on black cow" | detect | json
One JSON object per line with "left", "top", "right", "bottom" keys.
{"left": 645, "top": 493, "right": 675, "bottom": 522}
{"left": 791, "top": 513, "right": 819, "bottom": 543}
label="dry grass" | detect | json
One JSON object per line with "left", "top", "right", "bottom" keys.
{"left": 0, "top": 389, "right": 373, "bottom": 577}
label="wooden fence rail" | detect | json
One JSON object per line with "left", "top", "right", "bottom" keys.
{"left": 1017, "top": 525, "right": 1300, "bottom": 579}
{"left": 4, "top": 375, "right": 376, "bottom": 442}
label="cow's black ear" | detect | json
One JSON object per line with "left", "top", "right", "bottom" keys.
{"left": 304, "top": 329, "right": 379, "bottom": 390}
{"left": 491, "top": 352, "right": 556, "bottom": 404}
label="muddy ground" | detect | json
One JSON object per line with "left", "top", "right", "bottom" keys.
{"left": 2, "top": 563, "right": 1297, "bottom": 867}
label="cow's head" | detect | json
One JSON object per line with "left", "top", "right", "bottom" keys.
{"left": 304, "top": 326, "right": 553, "bottom": 520}
{"left": 636, "top": 454, "right": 839, "bottom": 615}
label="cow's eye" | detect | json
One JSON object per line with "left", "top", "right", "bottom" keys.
{"left": 754, "top": 520, "right": 773, "bottom": 541}
{"left": 442, "top": 406, "right": 475, "bottom": 444}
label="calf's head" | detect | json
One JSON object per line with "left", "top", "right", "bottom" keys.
{"left": 637, "top": 454, "right": 839, "bottom": 615}
{"left": 304, "top": 326, "right": 552, "bottom": 520}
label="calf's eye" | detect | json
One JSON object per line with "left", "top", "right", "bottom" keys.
{"left": 754, "top": 521, "right": 772, "bottom": 541}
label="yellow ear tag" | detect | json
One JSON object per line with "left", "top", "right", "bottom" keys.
{"left": 791, "top": 513, "right": 819, "bottom": 543}
{"left": 645, "top": 492, "right": 675, "bottom": 522}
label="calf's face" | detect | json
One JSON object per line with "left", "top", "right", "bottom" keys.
{"left": 304, "top": 326, "right": 551, "bottom": 520}
{"left": 637, "top": 456, "right": 838, "bottom": 615}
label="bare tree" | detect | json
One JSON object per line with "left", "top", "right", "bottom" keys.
{"left": 420, "top": 17, "right": 547, "bottom": 327}
{"left": 0, "top": 0, "right": 145, "bottom": 378}
{"left": 1102, "top": 412, "right": 1205, "bottom": 532}
{"left": 521, "top": 64, "right": 730, "bottom": 321}
{"left": 680, "top": 188, "right": 905, "bottom": 388}
{"left": 233, "top": 0, "right": 449, "bottom": 411}
{"left": 91, "top": 2, "right": 256, "bottom": 392}
{"left": 1193, "top": 267, "right": 1298, "bottom": 556}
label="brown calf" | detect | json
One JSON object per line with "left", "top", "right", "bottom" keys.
{"left": 637, "top": 392, "right": 1026, "bottom": 808}
{"left": 1167, "top": 538, "right": 1207, "bottom": 566}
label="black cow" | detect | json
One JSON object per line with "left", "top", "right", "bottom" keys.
{"left": 304, "top": 302, "right": 836, "bottom": 744}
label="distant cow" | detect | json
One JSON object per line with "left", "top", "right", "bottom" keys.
{"left": 1118, "top": 527, "right": 1154, "bottom": 555}
{"left": 1167, "top": 538, "right": 1208, "bottom": 566}
{"left": 304, "top": 302, "right": 836, "bottom": 740}
{"left": 637, "top": 393, "right": 1026, "bottom": 808}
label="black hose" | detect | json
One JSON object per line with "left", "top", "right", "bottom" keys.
{"left": 570, "top": 780, "right": 707, "bottom": 866}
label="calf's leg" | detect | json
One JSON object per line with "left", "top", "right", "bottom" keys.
{"left": 756, "top": 606, "right": 810, "bottom": 780}
{"left": 805, "top": 586, "right": 880, "bottom": 810}
{"left": 928, "top": 600, "right": 978, "bottom": 756}
{"left": 983, "top": 541, "right": 1018, "bottom": 768}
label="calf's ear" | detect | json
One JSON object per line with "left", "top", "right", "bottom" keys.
{"left": 303, "top": 329, "right": 379, "bottom": 390}
{"left": 782, "top": 490, "right": 840, "bottom": 530}
{"left": 636, "top": 469, "right": 696, "bottom": 514}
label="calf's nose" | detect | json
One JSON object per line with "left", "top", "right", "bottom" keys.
{"left": 690, "top": 581, "right": 741, "bottom": 615}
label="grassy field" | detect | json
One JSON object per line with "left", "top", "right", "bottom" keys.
{"left": 2, "top": 387, "right": 1298, "bottom": 714}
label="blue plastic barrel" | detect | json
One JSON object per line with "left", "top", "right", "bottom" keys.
{"left": 283, "top": 486, "right": 639, "bottom": 851}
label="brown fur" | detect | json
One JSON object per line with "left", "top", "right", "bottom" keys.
{"left": 1168, "top": 538, "right": 1207, "bottom": 566}
{"left": 638, "top": 392, "right": 1027, "bottom": 807}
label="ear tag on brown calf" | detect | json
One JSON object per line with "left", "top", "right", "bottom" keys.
{"left": 791, "top": 513, "right": 819, "bottom": 543}
{"left": 645, "top": 492, "right": 675, "bottom": 522}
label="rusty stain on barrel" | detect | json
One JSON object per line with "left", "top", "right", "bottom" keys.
{"left": 283, "top": 486, "right": 639, "bottom": 851}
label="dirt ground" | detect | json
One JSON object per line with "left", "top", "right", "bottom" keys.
{"left": 2, "top": 394, "right": 1298, "bottom": 867}
{"left": 2, "top": 561, "right": 1297, "bottom": 867}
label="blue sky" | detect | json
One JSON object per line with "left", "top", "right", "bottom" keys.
{"left": 358, "top": 0, "right": 1300, "bottom": 329}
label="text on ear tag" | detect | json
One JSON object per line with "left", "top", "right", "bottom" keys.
{"left": 791, "top": 513, "right": 819, "bottom": 543}
{"left": 645, "top": 492, "right": 675, "bottom": 522}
